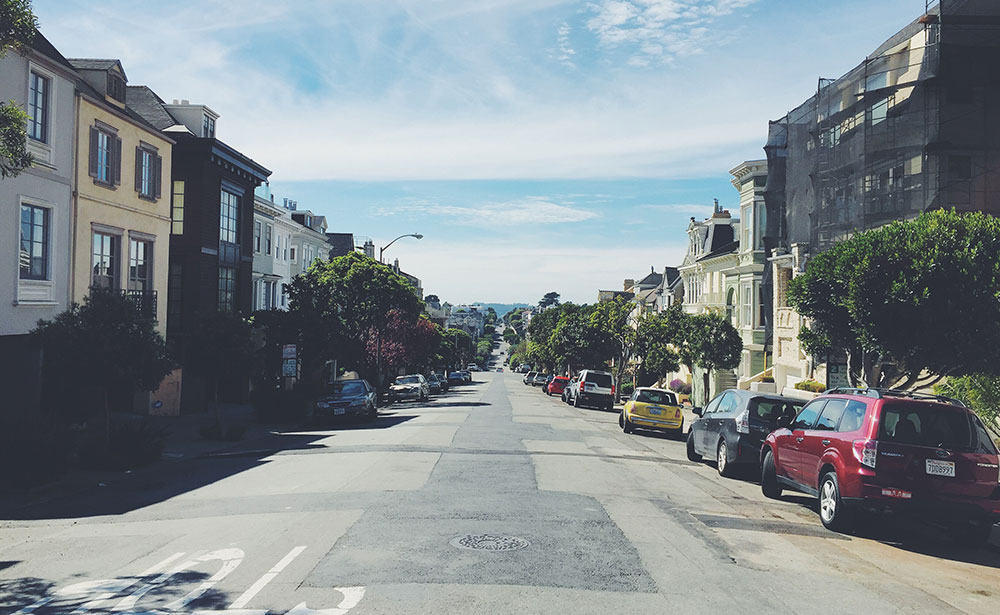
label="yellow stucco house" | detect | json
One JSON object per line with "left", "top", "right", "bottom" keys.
{"left": 67, "top": 59, "right": 173, "bottom": 334}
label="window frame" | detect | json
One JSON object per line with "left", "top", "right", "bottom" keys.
{"left": 218, "top": 266, "right": 236, "bottom": 312}
{"left": 219, "top": 188, "right": 240, "bottom": 245}
{"left": 89, "top": 122, "right": 121, "bottom": 188}
{"left": 19, "top": 203, "right": 50, "bottom": 281}
{"left": 91, "top": 228, "right": 122, "bottom": 290}
{"left": 127, "top": 237, "right": 153, "bottom": 293}
{"left": 265, "top": 224, "right": 272, "bottom": 256}
{"left": 792, "top": 400, "right": 825, "bottom": 431}
{"left": 134, "top": 143, "right": 162, "bottom": 201}
{"left": 171, "top": 180, "right": 185, "bottom": 235}
{"left": 27, "top": 70, "right": 50, "bottom": 143}
{"left": 254, "top": 221, "right": 262, "bottom": 253}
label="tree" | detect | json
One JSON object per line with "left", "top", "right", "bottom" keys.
{"left": 590, "top": 296, "right": 638, "bottom": 390}
{"left": 1, "top": 0, "right": 38, "bottom": 179}
{"left": 788, "top": 210, "right": 1000, "bottom": 389}
{"left": 442, "top": 328, "right": 473, "bottom": 368}
{"left": 686, "top": 312, "right": 742, "bottom": 405}
{"left": 633, "top": 312, "right": 680, "bottom": 386}
{"left": 32, "top": 290, "right": 173, "bottom": 440}
{"left": 935, "top": 375, "right": 1000, "bottom": 441}
{"left": 185, "top": 312, "right": 261, "bottom": 417}
{"left": 539, "top": 292, "right": 561, "bottom": 309}
{"left": 549, "top": 303, "right": 613, "bottom": 374}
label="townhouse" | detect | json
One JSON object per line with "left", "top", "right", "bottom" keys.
{"left": 252, "top": 186, "right": 295, "bottom": 311}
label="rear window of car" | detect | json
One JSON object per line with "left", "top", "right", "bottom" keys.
{"left": 752, "top": 399, "right": 802, "bottom": 423}
{"left": 554, "top": 377, "right": 569, "bottom": 383}
{"left": 329, "top": 381, "right": 366, "bottom": 396}
{"left": 585, "top": 373, "right": 613, "bottom": 388}
{"left": 880, "top": 402, "right": 995, "bottom": 452}
{"left": 635, "top": 390, "right": 677, "bottom": 405}
{"left": 396, "top": 376, "right": 420, "bottom": 384}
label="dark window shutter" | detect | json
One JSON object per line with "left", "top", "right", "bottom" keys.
{"left": 154, "top": 154, "right": 162, "bottom": 199}
{"left": 113, "top": 136, "right": 122, "bottom": 186}
{"left": 88, "top": 127, "right": 99, "bottom": 177}
{"left": 134, "top": 146, "right": 143, "bottom": 193}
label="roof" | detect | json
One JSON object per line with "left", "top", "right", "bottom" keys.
{"left": 67, "top": 58, "right": 126, "bottom": 81}
{"left": 72, "top": 76, "right": 168, "bottom": 138}
{"left": 663, "top": 267, "right": 681, "bottom": 286}
{"left": 29, "top": 31, "right": 76, "bottom": 73}
{"left": 697, "top": 240, "right": 740, "bottom": 262}
{"left": 326, "top": 233, "right": 355, "bottom": 257}
{"left": 636, "top": 270, "right": 663, "bottom": 287}
{"left": 126, "top": 86, "right": 185, "bottom": 132}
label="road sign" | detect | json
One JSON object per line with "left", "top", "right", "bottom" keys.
{"left": 282, "top": 358, "right": 298, "bottom": 377}
{"left": 282, "top": 344, "right": 297, "bottom": 359}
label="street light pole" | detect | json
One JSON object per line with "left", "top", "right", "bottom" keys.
{"left": 375, "top": 232, "right": 424, "bottom": 402}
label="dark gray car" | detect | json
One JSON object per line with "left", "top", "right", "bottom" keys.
{"left": 687, "top": 389, "right": 803, "bottom": 478}
{"left": 310, "top": 379, "right": 377, "bottom": 423}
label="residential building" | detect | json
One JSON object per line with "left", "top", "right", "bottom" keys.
{"left": 252, "top": 184, "right": 295, "bottom": 311}
{"left": 390, "top": 258, "right": 423, "bottom": 299}
{"left": 325, "top": 232, "right": 355, "bottom": 258}
{"left": 0, "top": 31, "right": 78, "bottom": 415}
{"left": 447, "top": 305, "right": 486, "bottom": 338}
{"left": 128, "top": 92, "right": 270, "bottom": 411}
{"left": 287, "top": 202, "right": 330, "bottom": 275}
{"left": 651, "top": 267, "right": 682, "bottom": 313}
{"left": 68, "top": 59, "right": 173, "bottom": 334}
{"left": 764, "top": 1, "right": 1000, "bottom": 394}
{"left": 729, "top": 160, "right": 770, "bottom": 386}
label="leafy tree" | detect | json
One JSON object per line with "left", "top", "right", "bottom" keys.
{"left": 442, "top": 328, "right": 473, "bottom": 368}
{"left": 788, "top": 210, "right": 1000, "bottom": 389}
{"left": 686, "top": 312, "right": 742, "bottom": 405}
{"left": 539, "top": 291, "right": 561, "bottom": 309}
{"left": 503, "top": 327, "right": 520, "bottom": 345}
{"left": 485, "top": 307, "right": 498, "bottom": 325}
{"left": 424, "top": 294, "right": 440, "bottom": 304}
{"left": 368, "top": 311, "right": 442, "bottom": 373}
{"left": 1, "top": 0, "right": 37, "bottom": 179}
{"left": 590, "top": 296, "right": 638, "bottom": 389}
{"left": 549, "top": 303, "right": 613, "bottom": 374}
{"left": 32, "top": 290, "right": 173, "bottom": 441}
{"left": 935, "top": 375, "right": 1000, "bottom": 441}
{"left": 185, "top": 312, "right": 261, "bottom": 416}
{"left": 634, "top": 312, "right": 680, "bottom": 385}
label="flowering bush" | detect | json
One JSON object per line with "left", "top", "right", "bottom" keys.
{"left": 794, "top": 379, "right": 826, "bottom": 393}
{"left": 668, "top": 378, "right": 692, "bottom": 395}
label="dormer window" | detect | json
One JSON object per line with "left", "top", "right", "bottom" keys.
{"left": 107, "top": 73, "right": 126, "bottom": 103}
{"left": 203, "top": 115, "right": 216, "bottom": 138}
{"left": 305, "top": 215, "right": 312, "bottom": 227}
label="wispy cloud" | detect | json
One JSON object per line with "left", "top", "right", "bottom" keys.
{"left": 586, "top": 0, "right": 759, "bottom": 64}
{"left": 376, "top": 197, "right": 599, "bottom": 227}
{"left": 638, "top": 203, "right": 715, "bottom": 216}
{"left": 557, "top": 22, "right": 577, "bottom": 68}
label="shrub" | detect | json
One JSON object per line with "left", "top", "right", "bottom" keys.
{"left": 0, "top": 416, "right": 71, "bottom": 488}
{"left": 619, "top": 382, "right": 635, "bottom": 398}
{"left": 761, "top": 376, "right": 775, "bottom": 383}
{"left": 78, "top": 420, "right": 167, "bottom": 471}
{"left": 794, "top": 379, "right": 826, "bottom": 393}
{"left": 668, "top": 378, "right": 692, "bottom": 395}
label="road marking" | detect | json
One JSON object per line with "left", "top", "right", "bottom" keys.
{"left": 162, "top": 548, "right": 245, "bottom": 611}
{"left": 228, "top": 546, "right": 307, "bottom": 609}
{"left": 286, "top": 587, "right": 366, "bottom": 615}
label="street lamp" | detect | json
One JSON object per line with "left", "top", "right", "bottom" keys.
{"left": 380, "top": 233, "right": 423, "bottom": 264}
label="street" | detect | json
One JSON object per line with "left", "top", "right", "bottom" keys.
{"left": 2, "top": 370, "right": 999, "bottom": 615}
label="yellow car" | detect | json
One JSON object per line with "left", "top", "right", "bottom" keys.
{"left": 620, "top": 387, "right": 684, "bottom": 436}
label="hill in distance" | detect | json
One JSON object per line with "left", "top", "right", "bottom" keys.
{"left": 473, "top": 303, "right": 532, "bottom": 318}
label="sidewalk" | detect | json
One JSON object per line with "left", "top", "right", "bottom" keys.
{"left": 0, "top": 403, "right": 279, "bottom": 517}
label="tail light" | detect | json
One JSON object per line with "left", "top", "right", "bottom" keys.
{"left": 611, "top": 384, "right": 616, "bottom": 397}
{"left": 735, "top": 408, "right": 749, "bottom": 434}
{"left": 852, "top": 439, "right": 878, "bottom": 469}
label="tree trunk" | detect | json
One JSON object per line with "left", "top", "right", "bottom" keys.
{"left": 104, "top": 388, "right": 111, "bottom": 446}
{"left": 703, "top": 369, "right": 711, "bottom": 406}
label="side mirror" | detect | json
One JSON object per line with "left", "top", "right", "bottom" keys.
{"left": 776, "top": 414, "right": 793, "bottom": 429}
{"left": 692, "top": 407, "right": 703, "bottom": 417}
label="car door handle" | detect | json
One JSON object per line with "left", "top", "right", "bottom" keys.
{"left": 821, "top": 439, "right": 831, "bottom": 446}
{"left": 796, "top": 437, "right": 804, "bottom": 443}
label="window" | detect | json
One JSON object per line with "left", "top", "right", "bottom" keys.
{"left": 290, "top": 246, "right": 296, "bottom": 262}
{"left": 89, "top": 124, "right": 121, "bottom": 186}
{"left": 252, "top": 279, "right": 261, "bottom": 310}
{"left": 92, "top": 232, "right": 120, "bottom": 289}
{"left": 758, "top": 286, "right": 766, "bottom": 328}
{"left": 265, "top": 280, "right": 275, "bottom": 309}
{"left": 754, "top": 175, "right": 767, "bottom": 188}
{"left": 879, "top": 403, "right": 980, "bottom": 450}
{"left": 128, "top": 239, "right": 152, "bottom": 292}
{"left": 703, "top": 393, "right": 724, "bottom": 415}
{"left": 792, "top": 400, "right": 824, "bottom": 430}
{"left": 752, "top": 399, "right": 802, "bottom": 423}
{"left": 713, "top": 391, "right": 739, "bottom": 415}
{"left": 134, "top": 145, "right": 162, "bottom": 200}
{"left": 814, "top": 399, "right": 848, "bottom": 431}
{"left": 265, "top": 224, "right": 272, "bottom": 255}
{"left": 218, "top": 266, "right": 236, "bottom": 312}
{"left": 283, "top": 236, "right": 288, "bottom": 261}
{"left": 254, "top": 221, "right": 262, "bottom": 253}
{"left": 837, "top": 400, "right": 868, "bottom": 433}
{"left": 220, "top": 189, "right": 239, "bottom": 244}
{"left": 742, "top": 285, "right": 752, "bottom": 327}
{"left": 203, "top": 115, "right": 215, "bottom": 138}
{"left": 172, "top": 181, "right": 185, "bottom": 235}
{"left": 28, "top": 71, "right": 49, "bottom": 143}
{"left": 19, "top": 204, "right": 49, "bottom": 280}
{"left": 107, "top": 73, "right": 126, "bottom": 103}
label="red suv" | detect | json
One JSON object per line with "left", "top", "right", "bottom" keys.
{"left": 761, "top": 388, "right": 1000, "bottom": 545}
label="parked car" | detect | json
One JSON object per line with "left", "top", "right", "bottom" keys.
{"left": 761, "top": 387, "right": 1000, "bottom": 544}
{"left": 467, "top": 363, "right": 480, "bottom": 372}
{"left": 309, "top": 379, "right": 377, "bottom": 423}
{"left": 447, "top": 371, "right": 465, "bottom": 386}
{"left": 687, "top": 389, "right": 804, "bottom": 476}
{"left": 523, "top": 371, "right": 537, "bottom": 385}
{"left": 621, "top": 388, "right": 685, "bottom": 436}
{"left": 570, "top": 369, "right": 615, "bottom": 410}
{"left": 460, "top": 370, "right": 472, "bottom": 383}
{"left": 562, "top": 376, "right": 579, "bottom": 403}
{"left": 432, "top": 371, "right": 450, "bottom": 392}
{"left": 389, "top": 374, "right": 429, "bottom": 402}
{"left": 531, "top": 373, "right": 550, "bottom": 387}
{"left": 496, "top": 367, "right": 503, "bottom": 372}
{"left": 546, "top": 376, "right": 570, "bottom": 396}
{"left": 426, "top": 373, "right": 443, "bottom": 394}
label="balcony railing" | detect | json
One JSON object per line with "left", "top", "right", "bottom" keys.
{"left": 90, "top": 286, "right": 158, "bottom": 320}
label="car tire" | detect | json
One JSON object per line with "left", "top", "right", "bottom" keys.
{"left": 573, "top": 395, "right": 581, "bottom": 408}
{"left": 761, "top": 450, "right": 782, "bottom": 499}
{"left": 950, "top": 520, "right": 995, "bottom": 548}
{"left": 622, "top": 412, "right": 634, "bottom": 434}
{"left": 819, "top": 471, "right": 852, "bottom": 532}
{"left": 716, "top": 439, "right": 734, "bottom": 478}
{"left": 686, "top": 431, "right": 702, "bottom": 462}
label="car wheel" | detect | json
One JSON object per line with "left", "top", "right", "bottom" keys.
{"left": 716, "top": 439, "right": 734, "bottom": 478}
{"left": 761, "top": 450, "right": 782, "bottom": 499}
{"left": 819, "top": 471, "right": 852, "bottom": 531}
{"left": 686, "top": 431, "right": 702, "bottom": 462}
{"left": 573, "top": 395, "right": 581, "bottom": 408}
{"left": 621, "top": 411, "right": 634, "bottom": 434}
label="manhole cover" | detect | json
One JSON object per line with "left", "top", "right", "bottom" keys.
{"left": 450, "top": 534, "right": 530, "bottom": 552}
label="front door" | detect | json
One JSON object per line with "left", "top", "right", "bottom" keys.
{"left": 782, "top": 400, "right": 826, "bottom": 485}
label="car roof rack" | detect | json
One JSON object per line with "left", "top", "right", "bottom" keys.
{"left": 823, "top": 387, "right": 966, "bottom": 407}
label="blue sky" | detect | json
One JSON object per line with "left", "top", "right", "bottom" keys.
{"left": 36, "top": 0, "right": 929, "bottom": 304}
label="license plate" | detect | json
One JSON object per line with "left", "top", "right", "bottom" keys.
{"left": 925, "top": 459, "right": 955, "bottom": 477}
{"left": 334, "top": 408, "right": 346, "bottom": 416}
{"left": 648, "top": 407, "right": 662, "bottom": 415}
{"left": 881, "top": 488, "right": 912, "bottom": 499}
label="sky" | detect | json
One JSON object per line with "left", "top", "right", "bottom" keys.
{"left": 35, "top": 0, "right": 931, "bottom": 304}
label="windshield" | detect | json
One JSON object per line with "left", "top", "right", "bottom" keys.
{"left": 752, "top": 399, "right": 803, "bottom": 423}
{"left": 879, "top": 402, "right": 991, "bottom": 452}
{"left": 328, "top": 381, "right": 366, "bottom": 396}
{"left": 635, "top": 390, "right": 677, "bottom": 405}
{"left": 395, "top": 376, "right": 420, "bottom": 384}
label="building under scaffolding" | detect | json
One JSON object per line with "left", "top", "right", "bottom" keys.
{"left": 764, "top": 0, "right": 1000, "bottom": 392}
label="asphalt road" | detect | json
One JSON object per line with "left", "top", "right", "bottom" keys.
{"left": 2, "top": 371, "right": 999, "bottom": 614}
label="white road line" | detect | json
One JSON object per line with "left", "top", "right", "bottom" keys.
{"left": 228, "top": 546, "right": 307, "bottom": 610}
{"left": 139, "top": 552, "right": 187, "bottom": 576}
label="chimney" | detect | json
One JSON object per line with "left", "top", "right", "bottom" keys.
{"left": 363, "top": 240, "right": 375, "bottom": 259}
{"left": 624, "top": 278, "right": 635, "bottom": 291}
